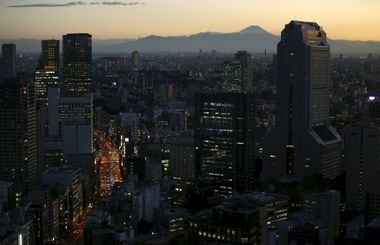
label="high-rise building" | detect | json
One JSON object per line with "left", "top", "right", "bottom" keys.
{"left": 263, "top": 21, "right": 342, "bottom": 181}
{"left": 345, "top": 125, "right": 380, "bottom": 221}
{"left": 0, "top": 78, "right": 38, "bottom": 190}
{"left": 33, "top": 40, "right": 61, "bottom": 178}
{"left": 131, "top": 51, "right": 141, "bottom": 67}
{"left": 47, "top": 87, "right": 93, "bottom": 159}
{"left": 39, "top": 39, "right": 59, "bottom": 71}
{"left": 35, "top": 39, "right": 60, "bottom": 101}
{"left": 222, "top": 51, "right": 253, "bottom": 93}
{"left": 62, "top": 33, "right": 92, "bottom": 96}
{"left": 1, "top": 44, "right": 16, "bottom": 78}
{"left": 42, "top": 167, "right": 84, "bottom": 232}
{"left": 195, "top": 92, "right": 255, "bottom": 196}
{"left": 168, "top": 134, "right": 195, "bottom": 181}
{"left": 234, "top": 51, "right": 253, "bottom": 93}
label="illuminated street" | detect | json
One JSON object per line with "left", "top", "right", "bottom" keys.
{"left": 95, "top": 130, "right": 123, "bottom": 196}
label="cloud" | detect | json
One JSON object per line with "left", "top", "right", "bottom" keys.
{"left": 8, "top": 1, "right": 145, "bottom": 8}
{"left": 92, "top": 1, "right": 145, "bottom": 5}
{"left": 8, "top": 1, "right": 86, "bottom": 8}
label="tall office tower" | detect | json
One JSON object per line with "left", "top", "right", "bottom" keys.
{"left": 27, "top": 80, "right": 39, "bottom": 186}
{"left": 62, "top": 33, "right": 92, "bottom": 96}
{"left": 34, "top": 40, "right": 61, "bottom": 177}
{"left": 0, "top": 78, "right": 38, "bottom": 190}
{"left": 131, "top": 51, "right": 141, "bottom": 67}
{"left": 235, "top": 50, "right": 253, "bottom": 93}
{"left": 168, "top": 133, "right": 196, "bottom": 181}
{"left": 1, "top": 44, "right": 16, "bottom": 78}
{"left": 35, "top": 40, "right": 60, "bottom": 100}
{"left": 48, "top": 88, "right": 93, "bottom": 159}
{"left": 222, "top": 51, "right": 253, "bottom": 93}
{"left": 263, "top": 21, "right": 342, "bottom": 181}
{"left": 39, "top": 39, "right": 59, "bottom": 70}
{"left": 195, "top": 92, "right": 255, "bottom": 196}
{"left": 345, "top": 125, "right": 380, "bottom": 221}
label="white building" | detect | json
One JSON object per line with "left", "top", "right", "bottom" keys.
{"left": 48, "top": 87, "right": 93, "bottom": 159}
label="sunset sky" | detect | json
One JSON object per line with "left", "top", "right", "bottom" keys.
{"left": 1, "top": 0, "right": 379, "bottom": 40}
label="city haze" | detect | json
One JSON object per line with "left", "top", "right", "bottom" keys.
{"left": 1, "top": 0, "right": 380, "bottom": 41}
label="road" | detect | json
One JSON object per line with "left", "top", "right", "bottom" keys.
{"left": 65, "top": 130, "right": 123, "bottom": 244}
{"left": 95, "top": 130, "right": 123, "bottom": 196}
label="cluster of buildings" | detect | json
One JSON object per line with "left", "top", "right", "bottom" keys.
{"left": 0, "top": 34, "right": 97, "bottom": 243}
{"left": 1, "top": 20, "right": 380, "bottom": 244}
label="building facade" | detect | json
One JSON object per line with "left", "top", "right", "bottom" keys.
{"left": 263, "top": 21, "right": 342, "bottom": 181}
{"left": 62, "top": 33, "right": 92, "bottom": 96}
{"left": 0, "top": 44, "right": 16, "bottom": 78}
{"left": 195, "top": 92, "right": 255, "bottom": 196}
{"left": 345, "top": 125, "right": 380, "bottom": 221}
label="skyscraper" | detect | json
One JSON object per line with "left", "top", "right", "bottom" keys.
{"left": 195, "top": 92, "right": 255, "bottom": 196}
{"left": 263, "top": 21, "right": 342, "bottom": 181}
{"left": 345, "top": 125, "right": 380, "bottom": 221}
{"left": 222, "top": 51, "right": 253, "bottom": 93}
{"left": 33, "top": 40, "right": 60, "bottom": 176}
{"left": 39, "top": 39, "right": 59, "bottom": 71}
{"left": 35, "top": 40, "right": 60, "bottom": 102}
{"left": 62, "top": 33, "right": 92, "bottom": 96}
{"left": 234, "top": 50, "right": 253, "bottom": 93}
{"left": 168, "top": 133, "right": 195, "bottom": 181}
{"left": 1, "top": 44, "right": 16, "bottom": 78}
{"left": 0, "top": 78, "right": 38, "bottom": 190}
{"left": 131, "top": 51, "right": 141, "bottom": 67}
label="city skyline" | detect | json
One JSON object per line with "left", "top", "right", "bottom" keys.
{"left": 1, "top": 0, "right": 380, "bottom": 41}
{"left": 1, "top": 0, "right": 380, "bottom": 242}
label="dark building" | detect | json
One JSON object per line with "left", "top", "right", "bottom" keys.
{"left": 125, "top": 157, "right": 148, "bottom": 181}
{"left": 288, "top": 223, "right": 320, "bottom": 245}
{"left": 345, "top": 125, "right": 380, "bottom": 222}
{"left": 168, "top": 134, "right": 196, "bottom": 181}
{"left": 34, "top": 40, "right": 61, "bottom": 176}
{"left": 1, "top": 44, "right": 16, "bottom": 78}
{"left": 62, "top": 33, "right": 92, "bottom": 96}
{"left": 28, "top": 188, "right": 60, "bottom": 244}
{"left": 188, "top": 202, "right": 267, "bottom": 244}
{"left": 367, "top": 92, "right": 380, "bottom": 125}
{"left": 195, "top": 92, "right": 255, "bottom": 196}
{"left": 234, "top": 50, "right": 253, "bottom": 93}
{"left": 39, "top": 39, "right": 59, "bottom": 71}
{"left": 360, "top": 218, "right": 380, "bottom": 245}
{"left": 263, "top": 21, "right": 342, "bottom": 181}
{"left": 0, "top": 78, "right": 38, "bottom": 190}
{"left": 132, "top": 51, "right": 141, "bottom": 67}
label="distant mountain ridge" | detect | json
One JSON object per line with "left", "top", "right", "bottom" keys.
{"left": 1, "top": 26, "right": 380, "bottom": 54}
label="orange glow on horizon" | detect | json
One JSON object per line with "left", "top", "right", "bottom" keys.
{"left": 0, "top": 0, "right": 379, "bottom": 41}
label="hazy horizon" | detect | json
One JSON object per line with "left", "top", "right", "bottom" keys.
{"left": 1, "top": 0, "right": 380, "bottom": 41}
{"left": 1, "top": 24, "right": 380, "bottom": 43}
